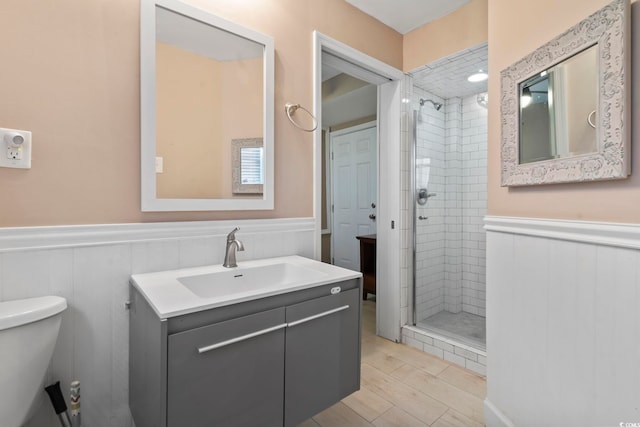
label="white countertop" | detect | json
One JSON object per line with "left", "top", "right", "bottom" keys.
{"left": 131, "top": 255, "right": 362, "bottom": 319}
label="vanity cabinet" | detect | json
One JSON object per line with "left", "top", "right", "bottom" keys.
{"left": 285, "top": 290, "right": 360, "bottom": 426}
{"left": 167, "top": 307, "right": 286, "bottom": 426}
{"left": 129, "top": 278, "right": 361, "bottom": 427}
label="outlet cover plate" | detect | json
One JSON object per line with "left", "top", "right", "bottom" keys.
{"left": 0, "top": 128, "right": 32, "bottom": 169}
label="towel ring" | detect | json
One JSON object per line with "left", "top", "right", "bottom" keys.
{"left": 587, "top": 110, "right": 596, "bottom": 129}
{"left": 285, "top": 103, "right": 318, "bottom": 132}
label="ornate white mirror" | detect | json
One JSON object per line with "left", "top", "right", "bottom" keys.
{"left": 141, "top": 0, "right": 274, "bottom": 211}
{"left": 501, "top": 0, "right": 630, "bottom": 186}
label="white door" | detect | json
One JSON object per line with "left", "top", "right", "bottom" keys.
{"left": 331, "top": 124, "right": 377, "bottom": 271}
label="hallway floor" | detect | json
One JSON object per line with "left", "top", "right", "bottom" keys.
{"left": 299, "top": 299, "right": 486, "bottom": 426}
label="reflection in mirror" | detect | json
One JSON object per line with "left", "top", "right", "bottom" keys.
{"left": 155, "top": 5, "right": 264, "bottom": 199}
{"left": 518, "top": 45, "right": 598, "bottom": 165}
{"left": 140, "top": 0, "right": 274, "bottom": 211}
{"left": 232, "top": 138, "right": 264, "bottom": 195}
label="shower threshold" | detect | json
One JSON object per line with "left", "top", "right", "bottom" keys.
{"left": 417, "top": 310, "right": 486, "bottom": 351}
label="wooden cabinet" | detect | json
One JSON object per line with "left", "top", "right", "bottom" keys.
{"left": 356, "top": 234, "right": 376, "bottom": 299}
{"left": 130, "top": 279, "right": 361, "bottom": 427}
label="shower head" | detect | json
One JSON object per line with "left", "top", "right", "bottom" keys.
{"left": 419, "top": 98, "right": 443, "bottom": 111}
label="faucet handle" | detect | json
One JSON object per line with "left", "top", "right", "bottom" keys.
{"left": 227, "top": 227, "right": 240, "bottom": 240}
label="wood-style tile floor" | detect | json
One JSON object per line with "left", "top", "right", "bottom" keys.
{"left": 299, "top": 299, "right": 487, "bottom": 427}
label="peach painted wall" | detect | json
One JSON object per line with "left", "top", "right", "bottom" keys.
{"left": 156, "top": 42, "right": 224, "bottom": 199}
{"left": 403, "top": 0, "right": 488, "bottom": 72}
{"left": 487, "top": 0, "right": 640, "bottom": 223}
{"left": 0, "top": 0, "right": 401, "bottom": 227}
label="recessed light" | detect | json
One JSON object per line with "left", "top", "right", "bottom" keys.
{"left": 467, "top": 70, "right": 488, "bottom": 83}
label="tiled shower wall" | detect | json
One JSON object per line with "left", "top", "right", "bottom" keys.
{"left": 461, "top": 95, "right": 487, "bottom": 316}
{"left": 413, "top": 87, "right": 446, "bottom": 320}
{"left": 413, "top": 91, "right": 487, "bottom": 322}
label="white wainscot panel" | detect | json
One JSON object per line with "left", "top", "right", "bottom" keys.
{"left": 485, "top": 216, "right": 640, "bottom": 427}
{"left": 0, "top": 218, "right": 315, "bottom": 427}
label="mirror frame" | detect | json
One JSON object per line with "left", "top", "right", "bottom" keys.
{"left": 500, "top": 0, "right": 630, "bottom": 186}
{"left": 140, "top": 0, "right": 274, "bottom": 211}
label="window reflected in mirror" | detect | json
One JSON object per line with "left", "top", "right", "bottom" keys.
{"left": 518, "top": 45, "right": 598, "bottom": 165}
{"left": 232, "top": 138, "right": 263, "bottom": 195}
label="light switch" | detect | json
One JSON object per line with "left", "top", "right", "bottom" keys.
{"left": 156, "top": 156, "right": 163, "bottom": 173}
{"left": 0, "top": 128, "right": 31, "bottom": 169}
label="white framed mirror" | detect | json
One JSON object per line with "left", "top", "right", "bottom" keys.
{"left": 141, "top": 0, "right": 274, "bottom": 211}
{"left": 500, "top": 0, "right": 630, "bottom": 186}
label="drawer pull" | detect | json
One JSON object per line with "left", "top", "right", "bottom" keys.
{"left": 287, "top": 305, "right": 350, "bottom": 328}
{"left": 197, "top": 323, "right": 287, "bottom": 354}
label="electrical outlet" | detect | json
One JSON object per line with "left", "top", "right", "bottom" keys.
{"left": 7, "top": 146, "right": 23, "bottom": 160}
{"left": 0, "top": 128, "right": 31, "bottom": 169}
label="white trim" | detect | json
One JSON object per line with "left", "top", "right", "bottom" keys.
{"left": 140, "top": 0, "right": 275, "bottom": 211}
{"left": 322, "top": 126, "right": 331, "bottom": 234}
{"left": 0, "top": 218, "right": 315, "bottom": 252}
{"left": 376, "top": 81, "right": 402, "bottom": 342}
{"left": 329, "top": 121, "right": 376, "bottom": 137}
{"left": 312, "top": 31, "right": 403, "bottom": 342}
{"left": 313, "top": 31, "right": 404, "bottom": 259}
{"left": 484, "top": 215, "right": 640, "bottom": 250}
{"left": 484, "top": 399, "right": 517, "bottom": 427}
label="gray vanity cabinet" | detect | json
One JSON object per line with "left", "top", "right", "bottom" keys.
{"left": 166, "top": 307, "right": 285, "bottom": 427}
{"left": 284, "top": 288, "right": 360, "bottom": 427}
{"left": 129, "top": 278, "right": 361, "bottom": 427}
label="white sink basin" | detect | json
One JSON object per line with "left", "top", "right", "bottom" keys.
{"left": 131, "top": 255, "right": 362, "bottom": 318}
{"left": 178, "top": 262, "right": 327, "bottom": 299}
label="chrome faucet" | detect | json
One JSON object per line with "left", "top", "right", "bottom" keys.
{"left": 223, "top": 227, "right": 245, "bottom": 268}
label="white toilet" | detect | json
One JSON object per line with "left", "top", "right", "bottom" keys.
{"left": 0, "top": 296, "right": 67, "bottom": 427}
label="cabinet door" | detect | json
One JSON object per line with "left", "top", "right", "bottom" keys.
{"left": 284, "top": 288, "right": 361, "bottom": 427}
{"left": 167, "top": 307, "right": 285, "bottom": 427}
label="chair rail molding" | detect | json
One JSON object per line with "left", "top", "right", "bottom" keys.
{"left": 484, "top": 216, "right": 640, "bottom": 250}
{"left": 0, "top": 217, "right": 315, "bottom": 252}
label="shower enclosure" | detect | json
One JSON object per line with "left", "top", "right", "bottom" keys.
{"left": 409, "top": 44, "right": 488, "bottom": 354}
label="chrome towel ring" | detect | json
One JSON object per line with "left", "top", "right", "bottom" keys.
{"left": 285, "top": 103, "right": 318, "bottom": 132}
{"left": 587, "top": 110, "right": 596, "bottom": 129}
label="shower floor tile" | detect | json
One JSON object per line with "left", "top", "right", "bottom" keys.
{"left": 418, "top": 311, "right": 486, "bottom": 349}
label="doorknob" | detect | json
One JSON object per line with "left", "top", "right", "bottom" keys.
{"left": 369, "top": 214, "right": 376, "bottom": 220}
{"left": 371, "top": 202, "right": 376, "bottom": 208}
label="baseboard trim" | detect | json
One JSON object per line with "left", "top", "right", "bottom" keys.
{"left": 484, "top": 399, "right": 516, "bottom": 427}
{"left": 0, "top": 217, "right": 316, "bottom": 252}
{"left": 484, "top": 216, "right": 640, "bottom": 250}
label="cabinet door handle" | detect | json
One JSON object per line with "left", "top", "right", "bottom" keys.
{"left": 287, "top": 305, "right": 350, "bottom": 328}
{"left": 197, "top": 323, "right": 288, "bottom": 354}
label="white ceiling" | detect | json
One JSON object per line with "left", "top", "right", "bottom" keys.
{"left": 345, "top": 0, "right": 472, "bottom": 34}
{"left": 412, "top": 42, "right": 488, "bottom": 99}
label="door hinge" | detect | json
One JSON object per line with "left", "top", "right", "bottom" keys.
{"left": 331, "top": 151, "right": 334, "bottom": 160}
{"left": 331, "top": 204, "right": 334, "bottom": 212}
{"left": 332, "top": 257, "right": 335, "bottom": 264}
{"left": 391, "top": 220, "right": 395, "bottom": 229}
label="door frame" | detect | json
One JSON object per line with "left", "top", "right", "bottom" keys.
{"left": 329, "top": 121, "right": 377, "bottom": 265}
{"left": 312, "top": 32, "right": 404, "bottom": 342}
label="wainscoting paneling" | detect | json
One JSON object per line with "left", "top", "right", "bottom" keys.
{"left": 0, "top": 218, "right": 315, "bottom": 427}
{"left": 485, "top": 216, "right": 640, "bottom": 427}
